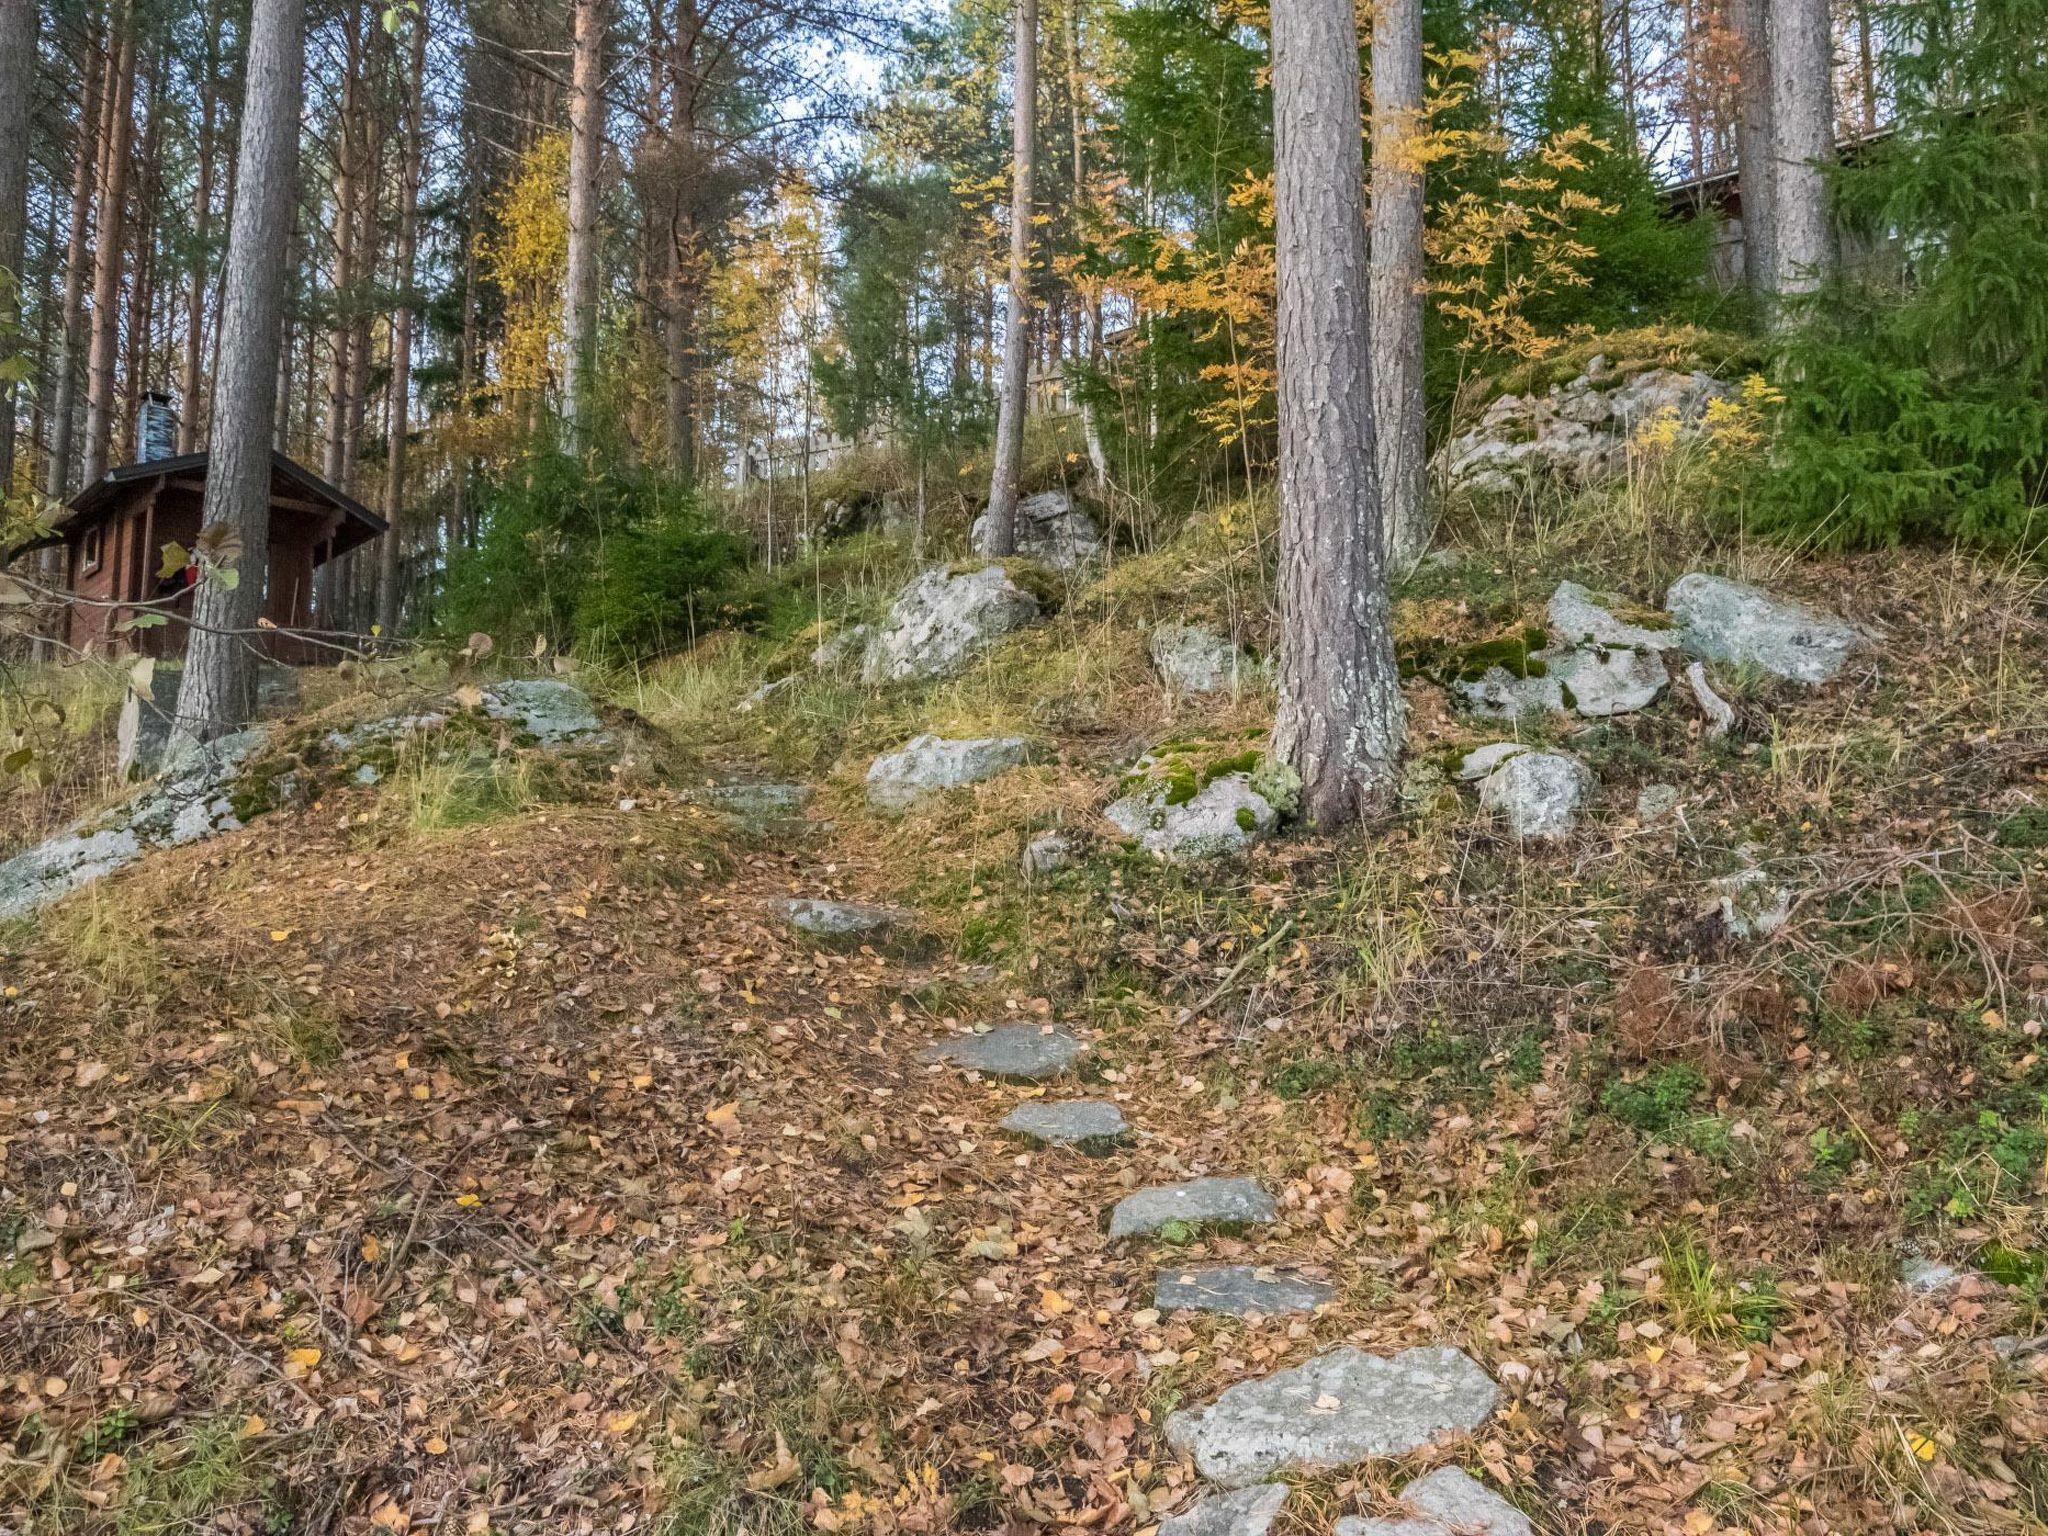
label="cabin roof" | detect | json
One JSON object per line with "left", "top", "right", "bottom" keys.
{"left": 45, "top": 450, "right": 389, "bottom": 562}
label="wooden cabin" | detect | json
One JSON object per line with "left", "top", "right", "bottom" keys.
{"left": 30, "top": 412, "right": 386, "bottom": 664}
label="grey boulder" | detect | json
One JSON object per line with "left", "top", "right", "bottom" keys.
{"left": 1548, "top": 581, "right": 1678, "bottom": 651}
{"left": 1105, "top": 774, "right": 1278, "bottom": 862}
{"left": 1154, "top": 1264, "right": 1334, "bottom": 1317}
{"left": 921, "top": 1024, "right": 1085, "bottom": 1081}
{"left": 1109, "top": 1177, "right": 1277, "bottom": 1239}
{"left": 865, "top": 733, "right": 1032, "bottom": 812}
{"left": 862, "top": 565, "right": 1042, "bottom": 684}
{"left": 1550, "top": 645, "right": 1668, "bottom": 717}
{"left": 1150, "top": 624, "right": 1257, "bottom": 695}
{"left": 1333, "top": 1468, "right": 1531, "bottom": 1536}
{"left": 1159, "top": 1484, "right": 1289, "bottom": 1536}
{"left": 1166, "top": 1345, "right": 1498, "bottom": 1486}
{"left": 1471, "top": 747, "right": 1592, "bottom": 839}
{"left": 1664, "top": 572, "right": 1861, "bottom": 684}
{"left": 970, "top": 489, "right": 1104, "bottom": 570}
{"left": 1000, "top": 1100, "right": 1128, "bottom": 1145}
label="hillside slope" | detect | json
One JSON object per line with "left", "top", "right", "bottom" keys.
{"left": 3, "top": 504, "right": 2046, "bottom": 1535}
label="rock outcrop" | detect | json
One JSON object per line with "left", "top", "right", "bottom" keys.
{"left": 0, "top": 729, "right": 267, "bottom": 921}
{"left": 862, "top": 565, "right": 1042, "bottom": 684}
{"left": 1334, "top": 1468, "right": 1532, "bottom": 1536}
{"left": 1440, "top": 362, "right": 1729, "bottom": 495}
{"left": 969, "top": 489, "right": 1104, "bottom": 570}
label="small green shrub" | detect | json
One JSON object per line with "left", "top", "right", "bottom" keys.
{"left": 1601, "top": 1063, "right": 1706, "bottom": 1136}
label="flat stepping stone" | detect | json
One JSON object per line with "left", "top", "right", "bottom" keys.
{"left": 1154, "top": 1264, "right": 1333, "bottom": 1317}
{"left": 773, "top": 897, "right": 909, "bottom": 938}
{"left": 701, "top": 782, "right": 812, "bottom": 819}
{"left": 1165, "top": 1345, "right": 1498, "bottom": 1487}
{"left": 920, "top": 1024, "right": 1084, "bottom": 1081}
{"left": 1000, "top": 1100, "right": 1127, "bottom": 1145}
{"left": 1334, "top": 1467, "right": 1531, "bottom": 1536}
{"left": 1160, "top": 1483, "right": 1288, "bottom": 1536}
{"left": 1108, "top": 1177, "right": 1276, "bottom": 1240}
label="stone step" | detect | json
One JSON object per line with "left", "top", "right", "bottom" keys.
{"left": 1333, "top": 1468, "right": 1531, "bottom": 1536}
{"left": 999, "top": 1100, "right": 1127, "bottom": 1145}
{"left": 1159, "top": 1483, "right": 1286, "bottom": 1536}
{"left": 1165, "top": 1345, "right": 1497, "bottom": 1487}
{"left": 1108, "top": 1177, "right": 1276, "bottom": 1240}
{"left": 772, "top": 897, "right": 912, "bottom": 941}
{"left": 919, "top": 1024, "right": 1086, "bottom": 1081}
{"left": 1154, "top": 1264, "right": 1333, "bottom": 1317}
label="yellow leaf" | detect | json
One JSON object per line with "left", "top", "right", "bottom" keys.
{"left": 269, "top": 929, "right": 292, "bottom": 943}
{"left": 239, "top": 1414, "right": 266, "bottom": 1438}
{"left": 411, "top": 1084, "right": 431, "bottom": 1101}
{"left": 631, "top": 1073, "right": 653, "bottom": 1090}
{"left": 1643, "top": 1344, "right": 1665, "bottom": 1363}
{"left": 1907, "top": 1431, "right": 1938, "bottom": 1462}
{"left": 370, "top": 1496, "right": 411, "bottom": 1530}
{"left": 455, "top": 1193, "right": 481, "bottom": 1207}
{"left": 283, "top": 1347, "right": 322, "bottom": 1377}
{"left": 1039, "top": 1288, "right": 1073, "bottom": 1315}
{"left": 425, "top": 1436, "right": 448, "bottom": 1455}
{"left": 705, "top": 1101, "right": 739, "bottom": 1130}
{"left": 606, "top": 1409, "right": 642, "bottom": 1435}
{"left": 361, "top": 1235, "right": 382, "bottom": 1262}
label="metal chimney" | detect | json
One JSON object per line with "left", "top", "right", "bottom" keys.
{"left": 138, "top": 391, "right": 180, "bottom": 463}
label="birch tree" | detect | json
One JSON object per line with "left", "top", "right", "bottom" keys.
{"left": 979, "top": 0, "right": 1037, "bottom": 558}
{"left": 168, "top": 0, "right": 305, "bottom": 757}
{"left": 1270, "top": 0, "right": 1405, "bottom": 827}
{"left": 1368, "top": 0, "right": 1426, "bottom": 568}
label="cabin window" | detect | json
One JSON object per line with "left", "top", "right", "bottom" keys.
{"left": 80, "top": 524, "right": 102, "bottom": 575}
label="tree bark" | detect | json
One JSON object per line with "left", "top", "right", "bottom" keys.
{"left": 1063, "top": 0, "right": 1108, "bottom": 496}
{"left": 169, "top": 0, "right": 305, "bottom": 758}
{"left": 1270, "top": 0, "right": 1404, "bottom": 829}
{"left": 1731, "top": 0, "right": 1777, "bottom": 296}
{"left": 0, "top": 0, "right": 37, "bottom": 496}
{"left": 561, "top": 0, "right": 605, "bottom": 449}
{"left": 44, "top": 20, "right": 104, "bottom": 500}
{"left": 1369, "top": 0, "right": 1427, "bottom": 570}
{"left": 376, "top": 0, "right": 426, "bottom": 638}
{"left": 1767, "top": 0, "right": 1836, "bottom": 299}
{"left": 179, "top": 0, "right": 222, "bottom": 452}
{"left": 81, "top": 9, "right": 136, "bottom": 487}
{"left": 979, "top": 0, "right": 1037, "bottom": 557}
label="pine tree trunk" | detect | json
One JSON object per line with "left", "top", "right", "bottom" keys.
{"left": 44, "top": 21, "right": 103, "bottom": 500}
{"left": 1270, "top": 0, "right": 1404, "bottom": 829}
{"left": 169, "top": 0, "right": 304, "bottom": 759}
{"left": 980, "top": 0, "right": 1037, "bottom": 558}
{"left": 179, "top": 0, "right": 221, "bottom": 452}
{"left": 561, "top": 0, "right": 605, "bottom": 449}
{"left": 1369, "top": 0, "right": 1427, "bottom": 570}
{"left": 81, "top": 10, "right": 135, "bottom": 487}
{"left": 0, "top": 0, "right": 37, "bottom": 496}
{"left": 1064, "top": 0, "right": 1109, "bottom": 497}
{"left": 376, "top": 0, "right": 426, "bottom": 638}
{"left": 1732, "top": 0, "right": 1776, "bottom": 294}
{"left": 1767, "top": 0, "right": 1835, "bottom": 299}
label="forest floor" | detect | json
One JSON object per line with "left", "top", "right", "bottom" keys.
{"left": 3, "top": 497, "right": 2048, "bottom": 1536}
